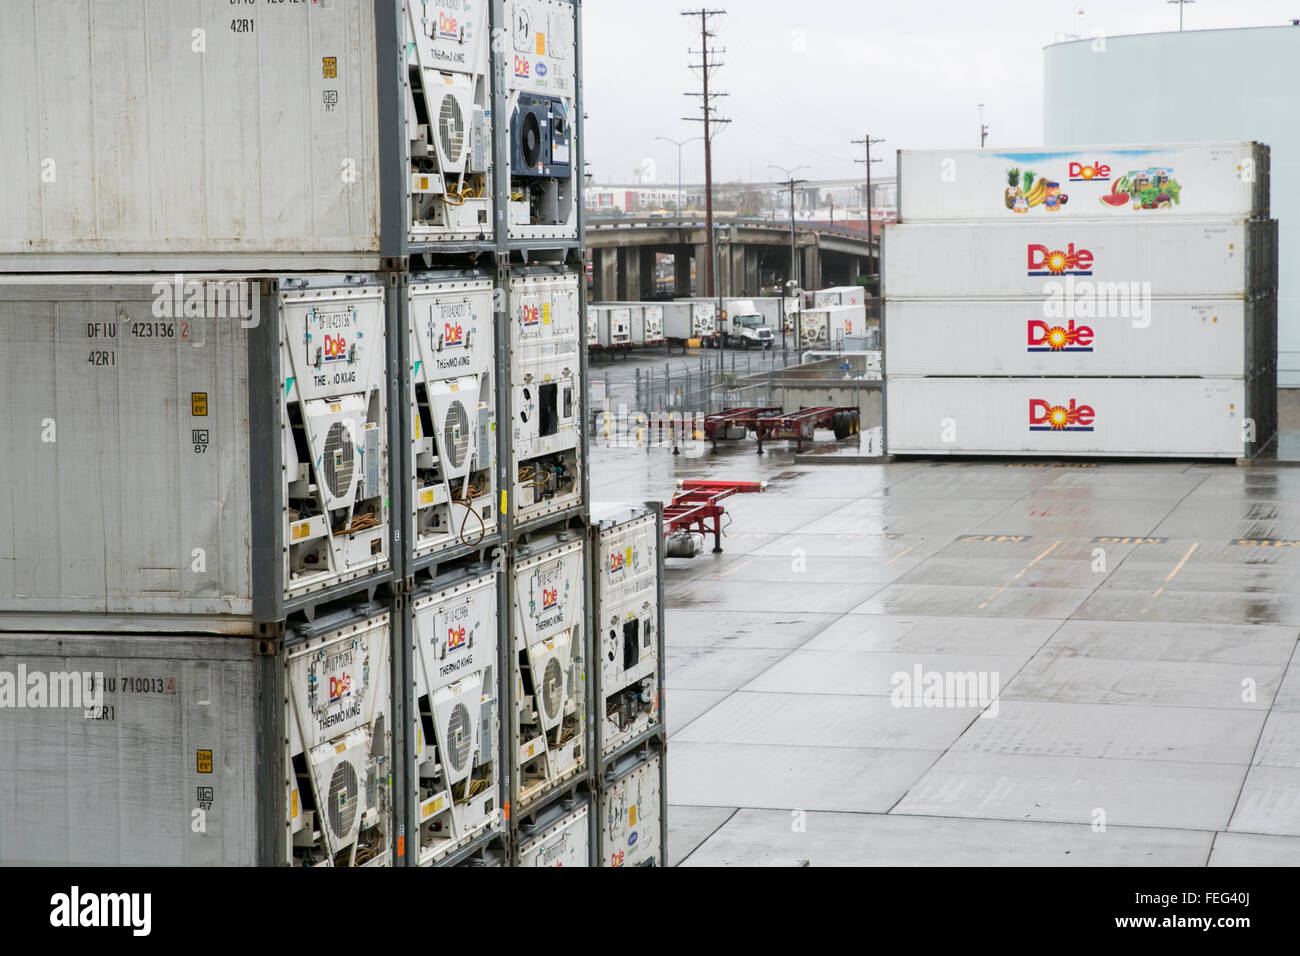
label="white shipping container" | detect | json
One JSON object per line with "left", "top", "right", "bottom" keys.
{"left": 662, "top": 301, "right": 716, "bottom": 341}
{"left": 886, "top": 297, "right": 1262, "bottom": 377}
{"left": 886, "top": 376, "right": 1259, "bottom": 458}
{"left": 636, "top": 304, "right": 665, "bottom": 345}
{"left": 799, "top": 304, "right": 863, "bottom": 349}
{"left": 0, "top": 607, "right": 393, "bottom": 866}
{"left": 598, "top": 755, "right": 662, "bottom": 868}
{"left": 0, "top": 275, "right": 390, "bottom": 633}
{"left": 413, "top": 571, "right": 501, "bottom": 865}
{"left": 813, "top": 286, "right": 869, "bottom": 308}
{"left": 410, "top": 276, "right": 497, "bottom": 560}
{"left": 590, "top": 505, "right": 661, "bottom": 758}
{"left": 511, "top": 269, "right": 583, "bottom": 524}
{"left": 898, "top": 142, "right": 1269, "bottom": 222}
{"left": 511, "top": 537, "right": 587, "bottom": 813}
{"left": 517, "top": 802, "right": 589, "bottom": 867}
{"left": 595, "top": 306, "right": 633, "bottom": 348}
{"left": 884, "top": 220, "right": 1267, "bottom": 299}
{"left": 0, "top": 0, "right": 501, "bottom": 267}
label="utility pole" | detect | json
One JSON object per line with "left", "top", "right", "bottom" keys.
{"left": 852, "top": 134, "right": 884, "bottom": 286}
{"left": 1168, "top": 0, "right": 1194, "bottom": 31}
{"left": 978, "top": 103, "right": 988, "bottom": 146}
{"left": 768, "top": 164, "right": 808, "bottom": 295}
{"left": 682, "top": 9, "right": 729, "bottom": 297}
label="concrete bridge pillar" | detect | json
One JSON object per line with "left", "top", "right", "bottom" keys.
{"left": 617, "top": 247, "right": 640, "bottom": 301}
{"left": 674, "top": 247, "right": 692, "bottom": 296}
{"left": 694, "top": 243, "right": 713, "bottom": 297}
{"left": 593, "top": 246, "right": 617, "bottom": 302}
{"left": 802, "top": 243, "right": 822, "bottom": 292}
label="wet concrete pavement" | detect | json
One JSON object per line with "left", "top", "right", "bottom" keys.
{"left": 589, "top": 426, "right": 1300, "bottom": 866}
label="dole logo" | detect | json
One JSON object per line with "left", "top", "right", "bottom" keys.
{"left": 1027, "top": 319, "right": 1094, "bottom": 352}
{"left": 541, "top": 586, "right": 559, "bottom": 609}
{"left": 1029, "top": 398, "right": 1096, "bottom": 431}
{"left": 1068, "top": 161, "right": 1110, "bottom": 182}
{"left": 609, "top": 551, "right": 626, "bottom": 573}
{"left": 437, "top": 11, "right": 459, "bottom": 39}
{"left": 328, "top": 673, "right": 352, "bottom": 703}
{"left": 610, "top": 850, "right": 625, "bottom": 868}
{"left": 443, "top": 322, "right": 465, "bottom": 346}
{"left": 514, "top": 56, "right": 531, "bottom": 78}
{"left": 521, "top": 304, "right": 541, "bottom": 326}
{"left": 1027, "top": 242, "right": 1093, "bottom": 276}
{"left": 447, "top": 625, "right": 467, "bottom": 651}
{"left": 322, "top": 333, "right": 348, "bottom": 361}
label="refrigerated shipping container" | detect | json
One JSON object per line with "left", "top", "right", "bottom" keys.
{"left": 813, "top": 286, "right": 870, "bottom": 308}
{"left": 661, "top": 301, "right": 716, "bottom": 342}
{"left": 885, "top": 295, "right": 1277, "bottom": 378}
{"left": 598, "top": 752, "right": 664, "bottom": 868}
{"left": 409, "top": 274, "right": 497, "bottom": 562}
{"left": 593, "top": 305, "right": 633, "bottom": 349}
{"left": 897, "top": 142, "right": 1270, "bottom": 223}
{"left": 510, "top": 535, "right": 587, "bottom": 814}
{"left": 0, "top": 274, "right": 391, "bottom": 633}
{"left": 510, "top": 268, "right": 584, "bottom": 526}
{"left": 517, "top": 800, "right": 590, "bottom": 867}
{"left": 883, "top": 219, "right": 1277, "bottom": 300}
{"left": 412, "top": 569, "right": 501, "bottom": 866}
{"left": 0, "top": 605, "right": 393, "bottom": 866}
{"left": 798, "top": 303, "right": 864, "bottom": 349}
{"left": 885, "top": 375, "right": 1275, "bottom": 459}
{"left": 0, "top": 0, "right": 502, "bottom": 268}
{"left": 590, "top": 504, "right": 662, "bottom": 761}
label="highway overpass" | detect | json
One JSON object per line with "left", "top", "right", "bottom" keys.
{"left": 585, "top": 216, "right": 879, "bottom": 300}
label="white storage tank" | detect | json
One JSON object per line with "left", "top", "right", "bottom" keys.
{"left": 0, "top": 274, "right": 391, "bottom": 633}
{"left": 509, "top": 268, "right": 584, "bottom": 525}
{"left": 408, "top": 274, "right": 497, "bottom": 560}
{"left": 412, "top": 569, "right": 501, "bottom": 866}
{"left": 0, "top": 605, "right": 393, "bottom": 866}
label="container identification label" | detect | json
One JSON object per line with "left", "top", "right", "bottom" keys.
{"left": 196, "top": 750, "right": 213, "bottom": 773}
{"left": 191, "top": 392, "right": 208, "bottom": 416}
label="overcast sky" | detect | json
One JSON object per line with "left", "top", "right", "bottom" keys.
{"left": 582, "top": 0, "right": 1298, "bottom": 185}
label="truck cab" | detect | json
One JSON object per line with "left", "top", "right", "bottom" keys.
{"left": 723, "top": 300, "right": 774, "bottom": 349}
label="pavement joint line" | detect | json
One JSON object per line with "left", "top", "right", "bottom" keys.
{"left": 673, "top": 806, "right": 742, "bottom": 868}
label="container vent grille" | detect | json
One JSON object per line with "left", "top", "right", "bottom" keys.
{"left": 327, "top": 759, "right": 359, "bottom": 839}
{"left": 322, "top": 421, "right": 356, "bottom": 500}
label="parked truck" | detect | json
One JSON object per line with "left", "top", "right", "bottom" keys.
{"left": 720, "top": 299, "right": 775, "bottom": 349}
{"left": 797, "top": 303, "right": 862, "bottom": 349}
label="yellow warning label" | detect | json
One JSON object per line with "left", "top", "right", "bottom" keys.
{"left": 535, "top": 33, "right": 546, "bottom": 56}
{"left": 542, "top": 303, "right": 552, "bottom": 325}
{"left": 191, "top": 392, "right": 208, "bottom": 416}
{"left": 419, "top": 488, "right": 435, "bottom": 506}
{"left": 291, "top": 789, "right": 299, "bottom": 819}
{"left": 196, "top": 750, "right": 213, "bottom": 774}
{"left": 292, "top": 521, "right": 312, "bottom": 541}
{"left": 628, "top": 804, "right": 637, "bottom": 827}
{"left": 323, "top": 57, "right": 338, "bottom": 79}
{"left": 500, "top": 490, "right": 507, "bottom": 515}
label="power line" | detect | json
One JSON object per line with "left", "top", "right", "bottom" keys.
{"left": 852, "top": 134, "right": 885, "bottom": 279}
{"left": 681, "top": 8, "right": 730, "bottom": 297}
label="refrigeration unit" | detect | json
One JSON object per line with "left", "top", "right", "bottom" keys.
{"left": 412, "top": 570, "right": 500, "bottom": 865}
{"left": 505, "top": 0, "right": 579, "bottom": 239}
{"left": 638, "top": 304, "right": 666, "bottom": 345}
{"left": 511, "top": 537, "right": 587, "bottom": 813}
{"left": 593, "top": 305, "right": 632, "bottom": 349}
{"left": 591, "top": 505, "right": 661, "bottom": 759}
{"left": 406, "top": 0, "right": 494, "bottom": 243}
{"left": 598, "top": 752, "right": 663, "bottom": 868}
{"left": 0, "top": 275, "right": 389, "bottom": 633}
{"left": 517, "top": 800, "right": 590, "bottom": 867}
{"left": 586, "top": 306, "right": 601, "bottom": 349}
{"left": 409, "top": 275, "right": 497, "bottom": 558}
{"left": 0, "top": 606, "right": 393, "bottom": 866}
{"left": 510, "top": 270, "right": 584, "bottom": 525}
{"left": 286, "top": 609, "right": 393, "bottom": 867}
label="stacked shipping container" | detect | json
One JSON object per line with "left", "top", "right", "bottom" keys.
{"left": 0, "top": 0, "right": 664, "bottom": 868}
{"left": 884, "top": 143, "right": 1278, "bottom": 458}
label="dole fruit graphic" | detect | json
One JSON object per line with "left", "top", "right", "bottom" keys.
{"left": 1027, "top": 319, "right": 1094, "bottom": 352}
{"left": 1029, "top": 398, "right": 1095, "bottom": 432}
{"left": 1027, "top": 242, "right": 1093, "bottom": 276}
